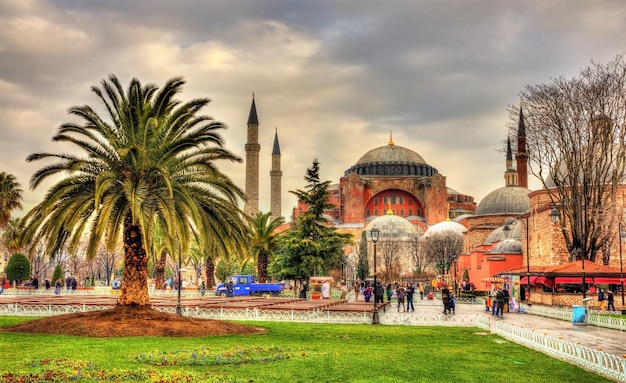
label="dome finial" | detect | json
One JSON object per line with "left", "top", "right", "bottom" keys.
{"left": 387, "top": 202, "right": 393, "bottom": 215}
{"left": 388, "top": 131, "right": 394, "bottom": 146}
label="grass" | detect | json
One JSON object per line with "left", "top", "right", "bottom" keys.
{"left": 0, "top": 316, "right": 614, "bottom": 383}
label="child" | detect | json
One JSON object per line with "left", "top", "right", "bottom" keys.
{"left": 396, "top": 286, "right": 406, "bottom": 312}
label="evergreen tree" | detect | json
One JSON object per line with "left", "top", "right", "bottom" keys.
{"left": 5, "top": 253, "right": 29, "bottom": 283}
{"left": 356, "top": 231, "right": 370, "bottom": 281}
{"left": 52, "top": 264, "right": 64, "bottom": 286}
{"left": 272, "top": 159, "right": 352, "bottom": 281}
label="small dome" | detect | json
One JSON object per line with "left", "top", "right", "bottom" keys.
{"left": 475, "top": 186, "right": 530, "bottom": 216}
{"left": 489, "top": 238, "right": 522, "bottom": 254}
{"left": 424, "top": 220, "right": 467, "bottom": 236}
{"left": 483, "top": 220, "right": 522, "bottom": 245}
{"left": 365, "top": 214, "right": 418, "bottom": 242}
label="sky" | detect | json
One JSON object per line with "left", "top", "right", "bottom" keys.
{"left": 1, "top": 0, "right": 626, "bottom": 221}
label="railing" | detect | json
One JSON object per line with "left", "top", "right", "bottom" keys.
{"left": 495, "top": 320, "right": 626, "bottom": 382}
{"left": 524, "top": 304, "right": 626, "bottom": 331}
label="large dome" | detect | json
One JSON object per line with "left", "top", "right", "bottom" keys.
{"left": 344, "top": 139, "right": 438, "bottom": 178}
{"left": 475, "top": 186, "right": 530, "bottom": 216}
{"left": 365, "top": 214, "right": 418, "bottom": 242}
{"left": 356, "top": 144, "right": 426, "bottom": 165}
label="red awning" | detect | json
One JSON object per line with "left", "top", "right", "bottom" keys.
{"left": 554, "top": 277, "right": 623, "bottom": 284}
{"left": 592, "top": 277, "right": 624, "bottom": 284}
{"left": 520, "top": 276, "right": 554, "bottom": 288}
{"left": 555, "top": 277, "right": 583, "bottom": 284}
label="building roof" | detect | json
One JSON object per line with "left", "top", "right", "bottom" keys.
{"left": 475, "top": 186, "right": 530, "bottom": 216}
{"left": 365, "top": 213, "right": 418, "bottom": 242}
{"left": 425, "top": 220, "right": 466, "bottom": 236}
{"left": 343, "top": 135, "right": 439, "bottom": 178}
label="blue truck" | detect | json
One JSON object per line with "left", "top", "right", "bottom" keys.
{"left": 216, "top": 275, "right": 285, "bottom": 297}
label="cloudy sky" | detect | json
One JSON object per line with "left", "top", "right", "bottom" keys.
{"left": 1, "top": 0, "right": 625, "bottom": 220}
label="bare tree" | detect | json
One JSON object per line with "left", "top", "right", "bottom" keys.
{"left": 95, "top": 244, "right": 119, "bottom": 286}
{"left": 518, "top": 53, "right": 626, "bottom": 263}
{"left": 419, "top": 230, "right": 464, "bottom": 276}
{"left": 378, "top": 240, "right": 402, "bottom": 283}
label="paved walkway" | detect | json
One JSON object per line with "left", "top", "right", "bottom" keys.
{"left": 403, "top": 297, "right": 626, "bottom": 358}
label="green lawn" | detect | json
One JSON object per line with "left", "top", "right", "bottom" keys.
{"left": 0, "top": 316, "right": 613, "bottom": 383}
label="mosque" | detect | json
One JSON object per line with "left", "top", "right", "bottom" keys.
{"left": 242, "top": 97, "right": 626, "bottom": 308}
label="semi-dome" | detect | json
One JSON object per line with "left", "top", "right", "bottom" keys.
{"left": 475, "top": 186, "right": 530, "bottom": 216}
{"left": 344, "top": 138, "right": 438, "bottom": 178}
{"left": 365, "top": 214, "right": 418, "bottom": 242}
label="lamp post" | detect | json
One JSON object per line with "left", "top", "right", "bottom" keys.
{"left": 370, "top": 227, "right": 380, "bottom": 325}
{"left": 617, "top": 222, "right": 626, "bottom": 306}
{"left": 176, "top": 241, "right": 183, "bottom": 316}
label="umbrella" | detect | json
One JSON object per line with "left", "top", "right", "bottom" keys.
{"left": 481, "top": 277, "right": 505, "bottom": 283}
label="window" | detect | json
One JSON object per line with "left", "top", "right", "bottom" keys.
{"left": 374, "top": 198, "right": 379, "bottom": 206}
{"left": 366, "top": 209, "right": 371, "bottom": 216}
{"left": 400, "top": 209, "right": 404, "bottom": 216}
{"left": 374, "top": 209, "right": 379, "bottom": 216}
{"left": 408, "top": 209, "right": 413, "bottom": 216}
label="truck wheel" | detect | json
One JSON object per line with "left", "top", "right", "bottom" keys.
{"left": 271, "top": 291, "right": 279, "bottom": 297}
{"left": 219, "top": 291, "right": 227, "bottom": 297}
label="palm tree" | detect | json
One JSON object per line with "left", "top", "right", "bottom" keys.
{"left": 20, "top": 75, "right": 248, "bottom": 307}
{"left": 249, "top": 211, "right": 284, "bottom": 283}
{"left": 0, "top": 172, "right": 23, "bottom": 229}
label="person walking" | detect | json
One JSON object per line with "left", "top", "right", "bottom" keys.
{"left": 405, "top": 282, "right": 415, "bottom": 312}
{"left": 54, "top": 278, "right": 62, "bottom": 295}
{"left": 385, "top": 284, "right": 393, "bottom": 302}
{"left": 607, "top": 290, "right": 616, "bottom": 311}
{"left": 418, "top": 282, "right": 425, "bottom": 300}
{"left": 495, "top": 288, "right": 506, "bottom": 317}
{"left": 353, "top": 281, "right": 361, "bottom": 302}
{"left": 321, "top": 280, "right": 331, "bottom": 299}
{"left": 441, "top": 285, "right": 451, "bottom": 315}
{"left": 396, "top": 285, "right": 405, "bottom": 312}
{"left": 374, "top": 282, "right": 385, "bottom": 311}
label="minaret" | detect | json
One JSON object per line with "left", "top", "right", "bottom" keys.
{"left": 270, "top": 127, "right": 282, "bottom": 220}
{"left": 505, "top": 136, "right": 518, "bottom": 186}
{"left": 244, "top": 95, "right": 260, "bottom": 216}
{"left": 515, "top": 104, "right": 529, "bottom": 188}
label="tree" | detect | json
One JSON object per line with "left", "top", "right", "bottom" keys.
{"left": 248, "top": 211, "right": 284, "bottom": 282}
{"left": 518, "top": 53, "right": 626, "bottom": 263}
{"left": 0, "top": 171, "right": 23, "bottom": 230}
{"left": 356, "top": 231, "right": 370, "bottom": 282}
{"left": 5, "top": 253, "right": 29, "bottom": 284}
{"left": 51, "top": 264, "right": 64, "bottom": 287}
{"left": 20, "top": 75, "right": 248, "bottom": 307}
{"left": 419, "top": 230, "right": 463, "bottom": 276}
{"left": 272, "top": 159, "right": 352, "bottom": 282}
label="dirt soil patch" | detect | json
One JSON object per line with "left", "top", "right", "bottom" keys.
{"left": 2, "top": 305, "right": 266, "bottom": 338}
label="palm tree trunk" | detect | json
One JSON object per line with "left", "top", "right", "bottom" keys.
{"left": 117, "top": 216, "right": 151, "bottom": 307}
{"left": 257, "top": 252, "right": 268, "bottom": 283}
{"left": 205, "top": 257, "right": 215, "bottom": 289}
{"left": 154, "top": 250, "right": 167, "bottom": 290}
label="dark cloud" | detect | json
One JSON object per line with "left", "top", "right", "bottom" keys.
{"left": 1, "top": 0, "right": 625, "bottom": 218}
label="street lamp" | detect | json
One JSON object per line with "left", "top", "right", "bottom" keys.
{"left": 617, "top": 222, "right": 626, "bottom": 311}
{"left": 176, "top": 241, "right": 183, "bottom": 316}
{"left": 370, "top": 227, "right": 380, "bottom": 325}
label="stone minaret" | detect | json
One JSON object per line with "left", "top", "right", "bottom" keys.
{"left": 505, "top": 136, "right": 518, "bottom": 186}
{"left": 515, "top": 104, "right": 529, "bottom": 188}
{"left": 270, "top": 127, "right": 282, "bottom": 220}
{"left": 244, "top": 95, "right": 260, "bottom": 216}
